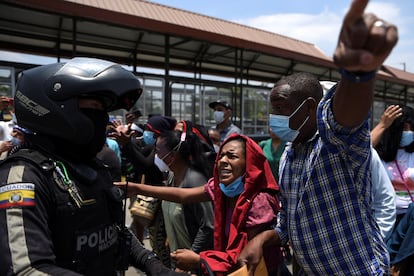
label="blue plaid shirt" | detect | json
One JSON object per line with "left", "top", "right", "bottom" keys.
{"left": 276, "top": 88, "right": 389, "bottom": 275}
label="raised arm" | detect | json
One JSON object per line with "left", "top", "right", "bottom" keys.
{"left": 333, "top": 0, "right": 398, "bottom": 128}
{"left": 114, "top": 181, "right": 210, "bottom": 204}
{"left": 371, "top": 105, "right": 402, "bottom": 147}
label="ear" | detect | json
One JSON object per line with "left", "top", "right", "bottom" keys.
{"left": 306, "top": 97, "right": 318, "bottom": 113}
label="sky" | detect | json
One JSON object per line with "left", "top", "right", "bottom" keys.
{"left": 1, "top": 0, "right": 414, "bottom": 73}
{"left": 148, "top": 0, "right": 414, "bottom": 72}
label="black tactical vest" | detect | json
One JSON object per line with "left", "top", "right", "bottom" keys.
{"left": 3, "top": 148, "right": 125, "bottom": 275}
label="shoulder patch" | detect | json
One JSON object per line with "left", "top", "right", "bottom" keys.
{"left": 0, "top": 183, "right": 35, "bottom": 209}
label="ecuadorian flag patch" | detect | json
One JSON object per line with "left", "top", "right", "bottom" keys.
{"left": 0, "top": 183, "right": 35, "bottom": 209}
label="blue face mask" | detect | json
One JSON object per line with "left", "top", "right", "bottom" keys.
{"left": 214, "top": 111, "right": 225, "bottom": 124}
{"left": 10, "top": 137, "right": 21, "bottom": 147}
{"left": 143, "top": 130, "right": 156, "bottom": 145}
{"left": 219, "top": 175, "right": 244, "bottom": 198}
{"left": 269, "top": 99, "right": 309, "bottom": 142}
{"left": 400, "top": 130, "right": 414, "bottom": 147}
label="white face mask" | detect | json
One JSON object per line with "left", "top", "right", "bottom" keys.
{"left": 154, "top": 153, "right": 171, "bottom": 172}
{"left": 214, "top": 111, "right": 225, "bottom": 124}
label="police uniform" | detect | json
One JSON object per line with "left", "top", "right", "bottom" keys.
{"left": 0, "top": 58, "right": 185, "bottom": 276}
{"left": 0, "top": 148, "right": 128, "bottom": 275}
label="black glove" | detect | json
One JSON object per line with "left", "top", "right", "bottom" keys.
{"left": 129, "top": 231, "right": 186, "bottom": 276}
{"left": 145, "top": 257, "right": 188, "bottom": 276}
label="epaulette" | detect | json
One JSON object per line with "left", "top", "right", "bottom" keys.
{"left": 0, "top": 148, "right": 55, "bottom": 172}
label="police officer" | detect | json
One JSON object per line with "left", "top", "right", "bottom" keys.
{"left": 0, "top": 58, "right": 185, "bottom": 276}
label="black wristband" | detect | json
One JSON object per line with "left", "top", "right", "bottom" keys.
{"left": 338, "top": 68, "right": 377, "bottom": 83}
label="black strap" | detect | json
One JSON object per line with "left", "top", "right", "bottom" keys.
{"left": 199, "top": 258, "right": 215, "bottom": 276}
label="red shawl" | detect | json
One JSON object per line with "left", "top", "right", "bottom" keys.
{"left": 199, "top": 134, "right": 280, "bottom": 274}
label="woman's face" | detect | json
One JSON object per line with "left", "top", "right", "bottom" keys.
{"left": 155, "top": 137, "right": 174, "bottom": 165}
{"left": 403, "top": 122, "right": 413, "bottom": 131}
{"left": 217, "top": 140, "right": 245, "bottom": 185}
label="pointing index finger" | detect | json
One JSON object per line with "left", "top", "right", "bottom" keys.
{"left": 343, "top": 0, "right": 369, "bottom": 26}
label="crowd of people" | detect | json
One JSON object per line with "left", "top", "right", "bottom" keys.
{"left": 1, "top": 0, "right": 413, "bottom": 275}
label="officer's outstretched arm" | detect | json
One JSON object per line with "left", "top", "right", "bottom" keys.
{"left": 129, "top": 232, "right": 187, "bottom": 276}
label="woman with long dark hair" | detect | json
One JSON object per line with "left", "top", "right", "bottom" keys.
{"left": 373, "top": 105, "right": 414, "bottom": 275}
{"left": 154, "top": 121, "right": 216, "bottom": 273}
{"left": 116, "top": 134, "right": 282, "bottom": 275}
{"left": 375, "top": 105, "right": 414, "bottom": 218}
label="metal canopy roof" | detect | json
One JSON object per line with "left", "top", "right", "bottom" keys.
{"left": 1, "top": 0, "right": 414, "bottom": 103}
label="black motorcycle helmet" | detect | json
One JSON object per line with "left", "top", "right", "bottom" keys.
{"left": 14, "top": 57, "right": 142, "bottom": 145}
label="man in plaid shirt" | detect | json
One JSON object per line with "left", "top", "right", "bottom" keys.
{"left": 238, "top": 0, "right": 399, "bottom": 275}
